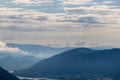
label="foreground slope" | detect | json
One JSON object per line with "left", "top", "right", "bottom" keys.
{"left": 15, "top": 48, "right": 120, "bottom": 79}
{"left": 0, "top": 67, "right": 19, "bottom": 80}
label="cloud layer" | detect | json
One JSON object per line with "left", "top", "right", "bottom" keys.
{"left": 0, "top": 0, "right": 120, "bottom": 47}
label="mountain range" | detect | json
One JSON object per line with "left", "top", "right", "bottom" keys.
{"left": 14, "top": 48, "right": 120, "bottom": 80}
{"left": 0, "top": 42, "right": 115, "bottom": 71}
{"left": 0, "top": 43, "right": 72, "bottom": 70}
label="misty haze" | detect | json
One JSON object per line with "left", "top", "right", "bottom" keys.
{"left": 0, "top": 0, "right": 120, "bottom": 80}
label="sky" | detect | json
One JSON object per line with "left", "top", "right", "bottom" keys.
{"left": 0, "top": 0, "right": 120, "bottom": 47}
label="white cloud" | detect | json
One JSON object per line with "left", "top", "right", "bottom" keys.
{"left": 0, "top": 41, "right": 20, "bottom": 52}
{"left": 12, "top": 0, "right": 54, "bottom": 5}
{"left": 63, "top": 0, "right": 92, "bottom": 5}
{"left": 102, "top": 1, "right": 114, "bottom": 4}
{"left": 13, "top": 0, "right": 31, "bottom": 4}
{"left": 0, "top": 41, "right": 29, "bottom": 55}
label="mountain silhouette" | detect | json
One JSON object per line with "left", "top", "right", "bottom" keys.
{"left": 0, "top": 67, "right": 19, "bottom": 80}
{"left": 14, "top": 48, "right": 120, "bottom": 79}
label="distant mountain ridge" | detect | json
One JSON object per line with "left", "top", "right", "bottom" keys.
{"left": 7, "top": 43, "right": 73, "bottom": 57}
{"left": 7, "top": 43, "right": 57, "bottom": 53}
{"left": 91, "top": 46, "right": 114, "bottom": 50}
{"left": 14, "top": 48, "right": 120, "bottom": 80}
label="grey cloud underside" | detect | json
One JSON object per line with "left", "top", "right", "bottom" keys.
{"left": 0, "top": 0, "right": 120, "bottom": 26}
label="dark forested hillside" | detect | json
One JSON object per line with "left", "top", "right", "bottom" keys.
{"left": 0, "top": 67, "right": 19, "bottom": 80}
{"left": 14, "top": 48, "right": 120, "bottom": 79}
